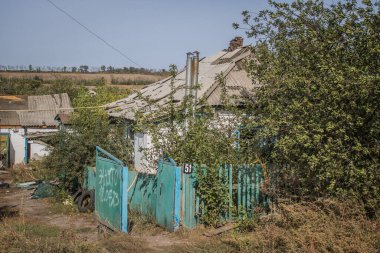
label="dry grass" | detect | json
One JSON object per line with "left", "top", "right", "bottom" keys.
{"left": 128, "top": 209, "right": 166, "bottom": 236}
{"left": 9, "top": 160, "right": 53, "bottom": 183}
{"left": 171, "top": 199, "right": 380, "bottom": 253}
{"left": 99, "top": 234, "right": 152, "bottom": 253}
{"left": 49, "top": 199, "right": 380, "bottom": 252}
{"left": 0, "top": 217, "right": 100, "bottom": 253}
{"left": 1, "top": 193, "right": 378, "bottom": 252}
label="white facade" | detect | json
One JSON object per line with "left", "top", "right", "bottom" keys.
{"left": 134, "top": 132, "right": 154, "bottom": 173}
{"left": 132, "top": 112, "right": 240, "bottom": 173}
{"left": 0, "top": 127, "right": 57, "bottom": 166}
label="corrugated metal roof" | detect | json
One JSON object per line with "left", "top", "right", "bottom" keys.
{"left": 20, "top": 93, "right": 73, "bottom": 126}
{"left": 0, "top": 93, "right": 73, "bottom": 127}
{"left": 0, "top": 111, "right": 20, "bottom": 126}
{"left": 0, "top": 95, "right": 28, "bottom": 110}
{"left": 0, "top": 95, "right": 27, "bottom": 126}
{"left": 106, "top": 46, "right": 255, "bottom": 120}
{"left": 28, "top": 94, "right": 71, "bottom": 110}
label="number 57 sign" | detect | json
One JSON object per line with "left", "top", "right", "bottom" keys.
{"left": 183, "top": 164, "right": 192, "bottom": 174}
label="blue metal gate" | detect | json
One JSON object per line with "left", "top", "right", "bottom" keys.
{"left": 127, "top": 155, "right": 181, "bottom": 232}
{"left": 155, "top": 157, "right": 181, "bottom": 231}
{"left": 95, "top": 146, "right": 128, "bottom": 232}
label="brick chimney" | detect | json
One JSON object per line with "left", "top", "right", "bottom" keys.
{"left": 228, "top": 36, "right": 244, "bottom": 51}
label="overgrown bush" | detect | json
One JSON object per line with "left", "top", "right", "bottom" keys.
{"left": 111, "top": 78, "right": 152, "bottom": 86}
{"left": 135, "top": 68, "right": 246, "bottom": 226}
{"left": 10, "top": 160, "right": 53, "bottom": 183}
{"left": 235, "top": 0, "right": 380, "bottom": 216}
{"left": 44, "top": 86, "right": 133, "bottom": 190}
{"left": 0, "top": 77, "right": 81, "bottom": 98}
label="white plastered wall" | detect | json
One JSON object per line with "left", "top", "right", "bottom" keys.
{"left": 0, "top": 127, "right": 58, "bottom": 166}
{"left": 134, "top": 132, "right": 155, "bottom": 173}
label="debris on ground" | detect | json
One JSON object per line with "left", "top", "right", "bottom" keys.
{"left": 0, "top": 182, "right": 9, "bottom": 189}
{"left": 203, "top": 223, "right": 238, "bottom": 237}
{"left": 15, "top": 181, "right": 40, "bottom": 189}
{"left": 31, "top": 181, "right": 55, "bottom": 199}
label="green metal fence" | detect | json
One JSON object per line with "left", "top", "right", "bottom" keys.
{"left": 95, "top": 146, "right": 128, "bottom": 232}
{"left": 128, "top": 171, "right": 156, "bottom": 216}
{"left": 92, "top": 147, "right": 265, "bottom": 232}
{"left": 182, "top": 167, "right": 198, "bottom": 228}
{"left": 128, "top": 156, "right": 181, "bottom": 232}
{"left": 181, "top": 163, "right": 266, "bottom": 228}
{"left": 83, "top": 166, "right": 96, "bottom": 190}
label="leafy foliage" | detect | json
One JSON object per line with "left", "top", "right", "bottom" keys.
{"left": 0, "top": 77, "right": 83, "bottom": 98}
{"left": 135, "top": 67, "right": 243, "bottom": 226}
{"left": 235, "top": 0, "right": 380, "bottom": 215}
{"left": 44, "top": 86, "right": 133, "bottom": 190}
{"left": 135, "top": 69, "right": 242, "bottom": 168}
{"left": 195, "top": 164, "right": 230, "bottom": 226}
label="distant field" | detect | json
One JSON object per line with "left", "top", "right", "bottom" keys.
{"left": 0, "top": 71, "right": 166, "bottom": 89}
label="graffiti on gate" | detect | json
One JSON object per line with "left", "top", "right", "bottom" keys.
{"left": 97, "top": 165, "right": 120, "bottom": 208}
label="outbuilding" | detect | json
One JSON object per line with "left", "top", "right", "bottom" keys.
{"left": 0, "top": 93, "right": 73, "bottom": 168}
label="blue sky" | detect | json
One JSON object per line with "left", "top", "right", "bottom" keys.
{"left": 1, "top": 0, "right": 272, "bottom": 70}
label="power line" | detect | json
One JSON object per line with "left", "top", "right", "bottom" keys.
{"left": 45, "top": 0, "right": 143, "bottom": 68}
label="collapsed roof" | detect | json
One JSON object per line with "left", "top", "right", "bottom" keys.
{"left": 106, "top": 42, "right": 259, "bottom": 120}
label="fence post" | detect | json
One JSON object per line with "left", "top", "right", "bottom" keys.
{"left": 229, "top": 164, "right": 233, "bottom": 222}
{"left": 251, "top": 164, "right": 255, "bottom": 215}
{"left": 223, "top": 164, "right": 228, "bottom": 221}
{"left": 195, "top": 164, "right": 200, "bottom": 225}
{"left": 238, "top": 165, "right": 241, "bottom": 220}
{"left": 242, "top": 164, "right": 246, "bottom": 213}
{"left": 259, "top": 166, "right": 266, "bottom": 206}
{"left": 173, "top": 166, "right": 181, "bottom": 231}
{"left": 121, "top": 166, "right": 128, "bottom": 233}
{"left": 218, "top": 165, "right": 223, "bottom": 224}
{"left": 246, "top": 164, "right": 251, "bottom": 218}
{"left": 255, "top": 164, "right": 260, "bottom": 206}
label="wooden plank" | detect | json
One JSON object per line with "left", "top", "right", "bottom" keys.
{"left": 203, "top": 223, "right": 239, "bottom": 237}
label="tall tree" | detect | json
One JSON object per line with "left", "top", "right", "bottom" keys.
{"left": 236, "top": 0, "right": 380, "bottom": 214}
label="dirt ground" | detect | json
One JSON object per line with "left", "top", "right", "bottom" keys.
{"left": 0, "top": 172, "right": 198, "bottom": 253}
{"left": 1, "top": 171, "right": 378, "bottom": 253}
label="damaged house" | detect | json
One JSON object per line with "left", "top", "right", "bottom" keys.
{"left": 106, "top": 37, "right": 259, "bottom": 172}
{"left": 0, "top": 93, "right": 73, "bottom": 168}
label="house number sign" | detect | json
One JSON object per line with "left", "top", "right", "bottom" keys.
{"left": 183, "top": 164, "right": 192, "bottom": 174}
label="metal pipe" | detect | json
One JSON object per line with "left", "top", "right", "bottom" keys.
{"left": 185, "top": 52, "right": 193, "bottom": 100}
{"left": 184, "top": 52, "right": 193, "bottom": 130}
{"left": 192, "top": 51, "right": 199, "bottom": 115}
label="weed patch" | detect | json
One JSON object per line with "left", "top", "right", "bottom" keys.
{"left": 0, "top": 217, "right": 100, "bottom": 253}
{"left": 128, "top": 209, "right": 164, "bottom": 236}
{"left": 10, "top": 160, "right": 53, "bottom": 183}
